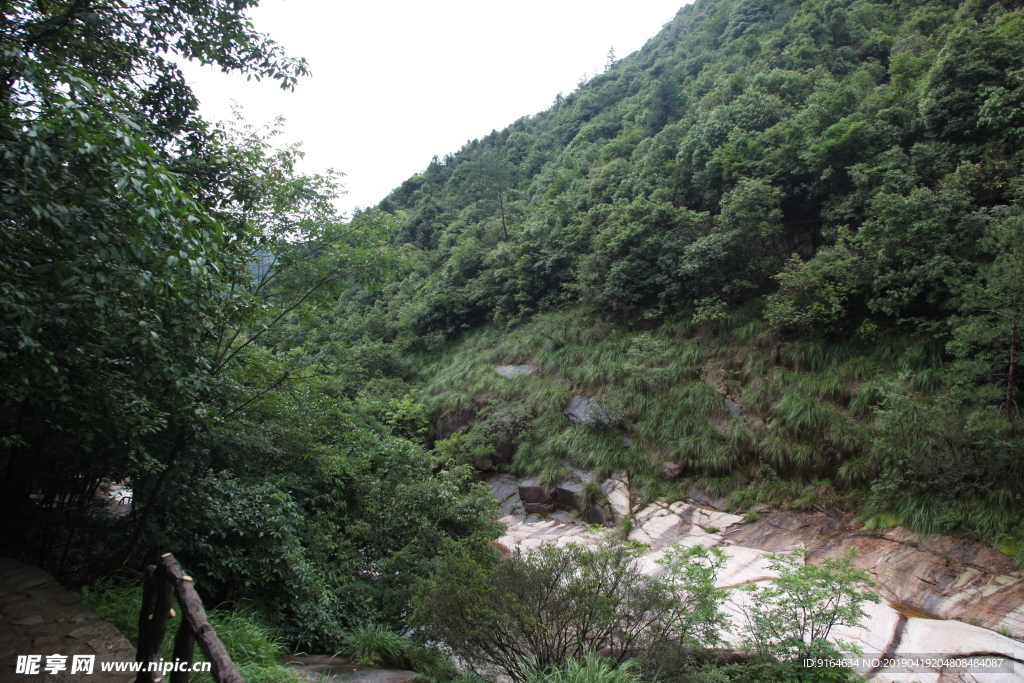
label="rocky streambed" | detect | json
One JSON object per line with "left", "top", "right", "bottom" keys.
{"left": 488, "top": 474, "right": 1024, "bottom": 683}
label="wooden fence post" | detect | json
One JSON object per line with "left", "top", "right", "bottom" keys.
{"left": 133, "top": 553, "right": 243, "bottom": 683}
{"left": 136, "top": 564, "right": 174, "bottom": 683}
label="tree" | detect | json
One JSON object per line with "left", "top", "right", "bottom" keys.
{"left": 477, "top": 149, "right": 513, "bottom": 241}
{"left": 949, "top": 217, "right": 1024, "bottom": 431}
{"left": 740, "top": 547, "right": 880, "bottom": 661}
{"left": 765, "top": 230, "right": 868, "bottom": 335}
{"left": 656, "top": 544, "right": 730, "bottom": 650}
{"left": 605, "top": 46, "right": 617, "bottom": 72}
{"left": 0, "top": 0, "right": 308, "bottom": 565}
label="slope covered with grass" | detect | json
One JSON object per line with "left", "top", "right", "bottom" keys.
{"left": 413, "top": 307, "right": 1019, "bottom": 551}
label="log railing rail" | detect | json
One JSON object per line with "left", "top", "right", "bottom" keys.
{"left": 135, "top": 553, "right": 243, "bottom": 683}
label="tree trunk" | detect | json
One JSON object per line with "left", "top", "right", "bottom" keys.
{"left": 1008, "top": 314, "right": 1018, "bottom": 437}
{"left": 498, "top": 191, "right": 508, "bottom": 242}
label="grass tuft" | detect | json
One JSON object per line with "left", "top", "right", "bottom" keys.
{"left": 343, "top": 623, "right": 412, "bottom": 669}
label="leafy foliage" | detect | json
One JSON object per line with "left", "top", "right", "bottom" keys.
{"left": 740, "top": 548, "right": 880, "bottom": 661}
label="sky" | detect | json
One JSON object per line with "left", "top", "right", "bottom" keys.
{"left": 179, "top": 1, "right": 690, "bottom": 218}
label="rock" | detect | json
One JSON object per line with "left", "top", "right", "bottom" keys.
{"left": 490, "top": 493, "right": 1024, "bottom": 679}
{"left": 489, "top": 473, "right": 519, "bottom": 503}
{"left": 900, "top": 614, "right": 1024, "bottom": 657}
{"left": 495, "top": 364, "right": 532, "bottom": 377}
{"left": 661, "top": 461, "right": 684, "bottom": 480}
{"left": 519, "top": 476, "right": 554, "bottom": 505}
{"left": 563, "top": 396, "right": 589, "bottom": 424}
{"left": 519, "top": 477, "right": 558, "bottom": 514}
{"left": 544, "top": 473, "right": 616, "bottom": 525}
{"left": 715, "top": 546, "right": 781, "bottom": 588}
{"left": 434, "top": 406, "right": 475, "bottom": 442}
{"left": 493, "top": 431, "right": 516, "bottom": 465}
{"left": 563, "top": 396, "right": 609, "bottom": 425}
{"left": 629, "top": 507, "right": 686, "bottom": 547}
{"left": 602, "top": 477, "right": 631, "bottom": 520}
{"left": 561, "top": 462, "right": 596, "bottom": 482}
{"left": 550, "top": 509, "right": 577, "bottom": 524}
{"left": 554, "top": 481, "right": 582, "bottom": 510}
{"left": 489, "top": 474, "right": 523, "bottom": 516}
{"left": 621, "top": 437, "right": 633, "bottom": 447}
{"left": 728, "top": 512, "right": 1024, "bottom": 640}
{"left": 687, "top": 485, "right": 729, "bottom": 510}
{"left": 675, "top": 504, "right": 745, "bottom": 531}
{"left": 830, "top": 599, "right": 904, "bottom": 655}
{"left": 725, "top": 398, "right": 744, "bottom": 416}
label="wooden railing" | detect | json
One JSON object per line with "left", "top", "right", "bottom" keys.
{"left": 135, "top": 553, "right": 242, "bottom": 683}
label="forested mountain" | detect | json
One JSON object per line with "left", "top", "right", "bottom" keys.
{"left": 317, "top": 0, "right": 1024, "bottom": 550}
{"left": 373, "top": 0, "right": 1023, "bottom": 337}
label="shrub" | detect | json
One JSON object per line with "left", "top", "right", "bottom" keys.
{"left": 412, "top": 541, "right": 722, "bottom": 683}
{"left": 739, "top": 547, "right": 880, "bottom": 661}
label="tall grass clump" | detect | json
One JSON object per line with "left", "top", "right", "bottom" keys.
{"left": 526, "top": 653, "right": 640, "bottom": 683}
{"left": 343, "top": 623, "right": 413, "bottom": 669}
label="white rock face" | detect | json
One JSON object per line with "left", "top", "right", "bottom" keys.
{"left": 486, "top": 474, "right": 1024, "bottom": 683}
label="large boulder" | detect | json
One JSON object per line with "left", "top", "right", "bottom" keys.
{"left": 519, "top": 476, "right": 556, "bottom": 514}
{"left": 563, "top": 396, "right": 609, "bottom": 425}
{"left": 554, "top": 475, "right": 617, "bottom": 526}
{"left": 602, "top": 476, "right": 631, "bottom": 520}
{"left": 554, "top": 480, "right": 583, "bottom": 510}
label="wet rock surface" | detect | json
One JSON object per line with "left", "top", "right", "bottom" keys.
{"left": 487, "top": 476, "right": 1024, "bottom": 683}
{"left": 0, "top": 559, "right": 134, "bottom": 683}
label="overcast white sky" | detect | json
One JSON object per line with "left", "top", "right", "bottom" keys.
{"left": 180, "top": 1, "right": 689, "bottom": 217}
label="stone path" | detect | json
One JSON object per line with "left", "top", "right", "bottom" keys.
{"left": 0, "top": 559, "right": 134, "bottom": 683}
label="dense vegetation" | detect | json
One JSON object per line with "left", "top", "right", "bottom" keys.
{"left": 0, "top": 0, "right": 497, "bottom": 654}
{"left": 315, "top": 0, "right": 1024, "bottom": 551}
{"left": 3, "top": 0, "right": 1024, "bottom": 679}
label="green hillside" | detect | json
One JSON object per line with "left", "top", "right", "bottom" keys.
{"left": 317, "top": 0, "right": 1024, "bottom": 548}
